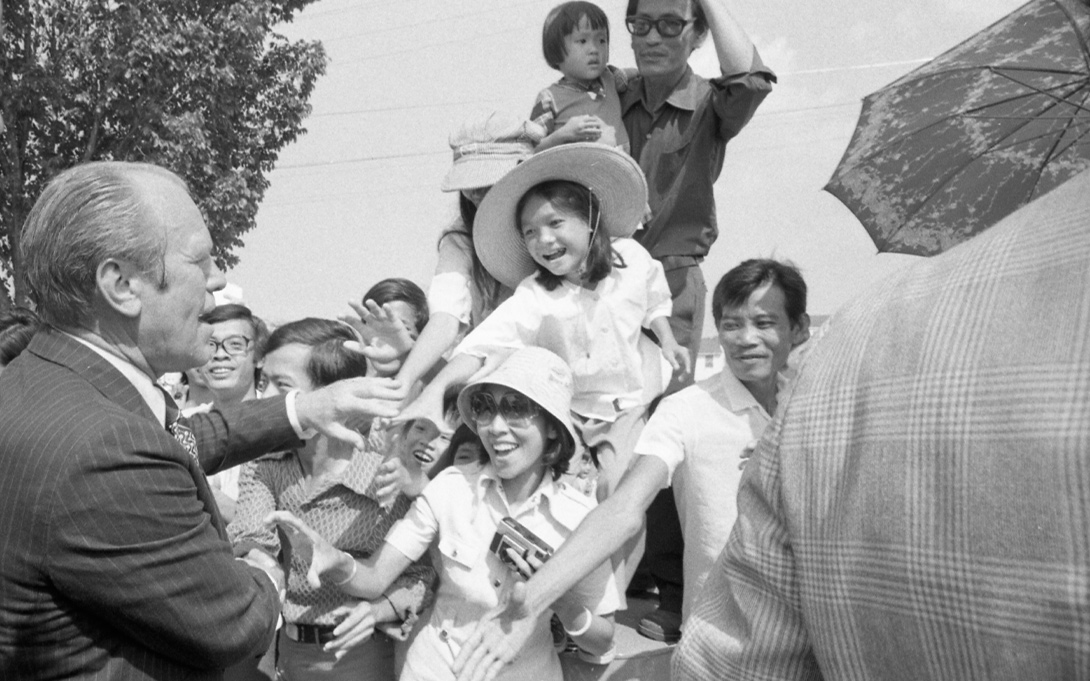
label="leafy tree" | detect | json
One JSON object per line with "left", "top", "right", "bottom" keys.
{"left": 0, "top": 0, "right": 326, "bottom": 309}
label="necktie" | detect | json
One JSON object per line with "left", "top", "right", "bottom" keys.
{"left": 160, "top": 388, "right": 199, "bottom": 461}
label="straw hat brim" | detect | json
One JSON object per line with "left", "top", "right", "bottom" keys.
{"left": 473, "top": 143, "right": 648, "bottom": 290}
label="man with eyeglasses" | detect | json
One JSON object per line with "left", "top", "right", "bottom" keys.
{"left": 621, "top": 0, "right": 773, "bottom": 375}
{"left": 183, "top": 303, "right": 269, "bottom": 526}
{"left": 621, "top": 0, "right": 775, "bottom": 646}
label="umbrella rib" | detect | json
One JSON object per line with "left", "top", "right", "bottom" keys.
{"left": 881, "top": 91, "right": 1078, "bottom": 245}
{"left": 985, "top": 68, "right": 1090, "bottom": 114}
{"left": 852, "top": 78, "right": 1085, "bottom": 166}
{"left": 1028, "top": 87, "right": 1090, "bottom": 198}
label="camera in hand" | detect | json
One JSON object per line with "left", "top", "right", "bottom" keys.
{"left": 490, "top": 517, "right": 554, "bottom": 579}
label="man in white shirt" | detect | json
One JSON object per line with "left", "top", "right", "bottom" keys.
{"left": 450, "top": 259, "right": 810, "bottom": 672}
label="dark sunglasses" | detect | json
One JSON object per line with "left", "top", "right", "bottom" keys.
{"left": 468, "top": 391, "right": 541, "bottom": 428}
{"left": 625, "top": 15, "right": 693, "bottom": 38}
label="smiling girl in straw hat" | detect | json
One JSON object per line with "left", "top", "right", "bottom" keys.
{"left": 399, "top": 144, "right": 689, "bottom": 595}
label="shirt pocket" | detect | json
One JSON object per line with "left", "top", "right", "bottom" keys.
{"left": 437, "top": 534, "right": 482, "bottom": 572}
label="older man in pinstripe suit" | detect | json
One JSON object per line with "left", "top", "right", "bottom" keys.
{"left": 0, "top": 162, "right": 401, "bottom": 680}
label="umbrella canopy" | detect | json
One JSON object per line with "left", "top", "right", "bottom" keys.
{"left": 826, "top": 0, "right": 1090, "bottom": 256}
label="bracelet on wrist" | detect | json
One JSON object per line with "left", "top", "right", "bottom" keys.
{"left": 332, "top": 553, "right": 358, "bottom": 586}
{"left": 563, "top": 607, "right": 593, "bottom": 637}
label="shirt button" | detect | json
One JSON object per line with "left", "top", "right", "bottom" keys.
{"left": 451, "top": 549, "right": 457, "bottom": 557}
{"left": 439, "top": 629, "right": 450, "bottom": 641}
{"left": 493, "top": 580, "right": 502, "bottom": 588}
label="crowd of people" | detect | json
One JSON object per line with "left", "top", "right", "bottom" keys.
{"left": 2, "top": 0, "right": 1089, "bottom": 680}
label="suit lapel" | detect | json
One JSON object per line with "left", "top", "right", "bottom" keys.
{"left": 28, "top": 329, "right": 230, "bottom": 539}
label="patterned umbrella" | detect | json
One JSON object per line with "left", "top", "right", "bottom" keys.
{"left": 825, "top": 0, "right": 1090, "bottom": 256}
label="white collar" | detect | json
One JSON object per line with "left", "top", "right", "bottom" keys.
{"left": 65, "top": 333, "right": 168, "bottom": 427}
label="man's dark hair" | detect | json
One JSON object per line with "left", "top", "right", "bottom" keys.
{"left": 543, "top": 1, "right": 611, "bottom": 70}
{"left": 712, "top": 259, "right": 807, "bottom": 327}
{"left": 626, "top": 0, "right": 707, "bottom": 36}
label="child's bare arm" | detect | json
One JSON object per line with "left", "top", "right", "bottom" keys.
{"left": 536, "top": 115, "right": 605, "bottom": 151}
{"left": 649, "top": 316, "right": 691, "bottom": 376}
{"left": 395, "top": 352, "right": 484, "bottom": 425}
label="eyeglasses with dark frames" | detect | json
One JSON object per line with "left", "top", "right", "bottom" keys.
{"left": 207, "top": 335, "right": 253, "bottom": 357}
{"left": 467, "top": 391, "right": 541, "bottom": 428}
{"left": 625, "top": 15, "right": 693, "bottom": 38}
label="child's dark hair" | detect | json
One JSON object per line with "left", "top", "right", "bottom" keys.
{"left": 362, "top": 278, "right": 429, "bottom": 335}
{"left": 516, "top": 180, "right": 622, "bottom": 291}
{"left": 542, "top": 1, "right": 610, "bottom": 70}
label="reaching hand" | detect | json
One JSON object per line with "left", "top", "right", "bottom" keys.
{"left": 340, "top": 299, "right": 416, "bottom": 366}
{"left": 661, "top": 340, "right": 691, "bottom": 376}
{"left": 453, "top": 581, "right": 538, "bottom": 681}
{"left": 296, "top": 377, "right": 404, "bottom": 449}
{"left": 324, "top": 600, "right": 376, "bottom": 660}
{"left": 374, "top": 455, "right": 428, "bottom": 507}
{"left": 264, "top": 510, "right": 354, "bottom": 589}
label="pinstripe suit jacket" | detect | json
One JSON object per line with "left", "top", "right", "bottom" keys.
{"left": 675, "top": 170, "right": 1090, "bottom": 679}
{"left": 0, "top": 330, "right": 302, "bottom": 680}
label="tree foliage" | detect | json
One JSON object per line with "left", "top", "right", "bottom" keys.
{"left": 0, "top": 0, "right": 327, "bottom": 309}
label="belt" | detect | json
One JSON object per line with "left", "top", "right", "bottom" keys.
{"left": 283, "top": 622, "right": 337, "bottom": 645}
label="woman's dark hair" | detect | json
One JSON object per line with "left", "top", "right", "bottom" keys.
{"left": 362, "top": 278, "right": 429, "bottom": 334}
{"left": 438, "top": 194, "right": 505, "bottom": 315}
{"left": 0, "top": 307, "right": 41, "bottom": 367}
{"left": 263, "top": 317, "right": 364, "bottom": 388}
{"left": 542, "top": 1, "right": 610, "bottom": 70}
{"left": 516, "top": 180, "right": 620, "bottom": 291}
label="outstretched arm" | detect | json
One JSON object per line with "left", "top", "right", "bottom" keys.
{"left": 453, "top": 456, "right": 668, "bottom": 680}
{"left": 265, "top": 510, "right": 412, "bottom": 599}
{"left": 395, "top": 311, "right": 463, "bottom": 388}
{"left": 700, "top": 0, "right": 756, "bottom": 76}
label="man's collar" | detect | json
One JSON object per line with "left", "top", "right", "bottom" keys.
{"left": 624, "top": 65, "right": 701, "bottom": 114}
{"left": 65, "top": 332, "right": 167, "bottom": 426}
{"left": 718, "top": 368, "right": 788, "bottom": 416}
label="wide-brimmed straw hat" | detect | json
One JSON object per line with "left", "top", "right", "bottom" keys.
{"left": 473, "top": 142, "right": 648, "bottom": 289}
{"left": 440, "top": 113, "right": 543, "bottom": 192}
{"left": 456, "top": 347, "right": 578, "bottom": 451}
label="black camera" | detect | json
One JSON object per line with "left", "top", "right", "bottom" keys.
{"left": 489, "top": 517, "right": 554, "bottom": 579}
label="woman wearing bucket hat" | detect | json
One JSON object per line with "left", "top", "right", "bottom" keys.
{"left": 382, "top": 112, "right": 544, "bottom": 396}
{"left": 400, "top": 144, "right": 689, "bottom": 509}
{"left": 267, "top": 347, "right": 618, "bottom": 681}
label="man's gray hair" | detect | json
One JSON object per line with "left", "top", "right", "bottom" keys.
{"left": 20, "top": 162, "right": 187, "bottom": 328}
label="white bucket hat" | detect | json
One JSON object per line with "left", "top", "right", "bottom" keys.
{"left": 456, "top": 347, "right": 578, "bottom": 451}
{"left": 440, "top": 112, "right": 543, "bottom": 192}
{"left": 472, "top": 142, "right": 648, "bottom": 289}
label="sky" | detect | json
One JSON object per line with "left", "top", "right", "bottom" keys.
{"left": 227, "top": 0, "right": 1029, "bottom": 333}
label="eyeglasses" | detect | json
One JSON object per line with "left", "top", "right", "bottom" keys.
{"left": 625, "top": 15, "right": 693, "bottom": 37}
{"left": 207, "top": 335, "right": 253, "bottom": 357}
{"left": 467, "top": 391, "right": 541, "bottom": 428}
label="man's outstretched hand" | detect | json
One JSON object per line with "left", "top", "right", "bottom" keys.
{"left": 453, "top": 581, "right": 538, "bottom": 681}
